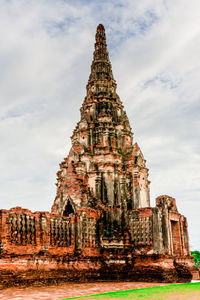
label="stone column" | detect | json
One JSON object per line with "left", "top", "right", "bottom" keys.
{"left": 152, "top": 207, "right": 163, "bottom": 254}
{"left": 120, "top": 177, "right": 127, "bottom": 209}
{"left": 95, "top": 175, "right": 101, "bottom": 200}
{"left": 75, "top": 214, "right": 82, "bottom": 251}
{"left": 161, "top": 201, "right": 171, "bottom": 255}
{"left": 40, "top": 213, "right": 49, "bottom": 251}
{"left": 0, "top": 210, "right": 8, "bottom": 251}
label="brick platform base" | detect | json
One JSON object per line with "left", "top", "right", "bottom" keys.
{"left": 0, "top": 253, "right": 194, "bottom": 289}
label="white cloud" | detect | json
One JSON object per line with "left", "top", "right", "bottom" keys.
{"left": 0, "top": 0, "right": 199, "bottom": 249}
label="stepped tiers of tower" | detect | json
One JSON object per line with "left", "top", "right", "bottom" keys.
{"left": 0, "top": 24, "right": 195, "bottom": 288}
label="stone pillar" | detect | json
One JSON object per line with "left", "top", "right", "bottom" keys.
{"left": 146, "top": 180, "right": 151, "bottom": 207}
{"left": 152, "top": 207, "right": 163, "bottom": 254}
{"left": 40, "top": 213, "right": 49, "bottom": 251}
{"left": 35, "top": 213, "right": 41, "bottom": 248}
{"left": 95, "top": 175, "right": 101, "bottom": 199}
{"left": 75, "top": 214, "right": 82, "bottom": 251}
{"left": 161, "top": 201, "right": 171, "bottom": 255}
{"left": 70, "top": 215, "right": 76, "bottom": 249}
{"left": 133, "top": 185, "right": 140, "bottom": 209}
{"left": 120, "top": 177, "right": 127, "bottom": 209}
{"left": 183, "top": 218, "right": 190, "bottom": 256}
{"left": 0, "top": 210, "right": 8, "bottom": 251}
{"left": 180, "top": 216, "right": 190, "bottom": 256}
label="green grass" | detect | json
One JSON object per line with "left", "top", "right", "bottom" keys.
{"left": 61, "top": 282, "right": 200, "bottom": 300}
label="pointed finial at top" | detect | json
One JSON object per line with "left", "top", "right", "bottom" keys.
{"left": 87, "top": 24, "right": 116, "bottom": 93}
{"left": 97, "top": 24, "right": 105, "bottom": 32}
{"left": 95, "top": 24, "right": 106, "bottom": 46}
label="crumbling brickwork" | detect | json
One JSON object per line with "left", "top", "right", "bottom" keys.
{"left": 0, "top": 24, "right": 195, "bottom": 288}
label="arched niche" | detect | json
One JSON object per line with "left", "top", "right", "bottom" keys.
{"left": 63, "top": 200, "right": 74, "bottom": 217}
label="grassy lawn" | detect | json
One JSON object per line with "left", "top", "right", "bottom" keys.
{"left": 62, "top": 282, "right": 200, "bottom": 300}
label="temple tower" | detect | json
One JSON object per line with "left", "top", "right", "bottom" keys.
{"left": 51, "top": 24, "right": 150, "bottom": 217}
{"left": 0, "top": 24, "right": 193, "bottom": 287}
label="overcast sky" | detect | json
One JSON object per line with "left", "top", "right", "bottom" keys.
{"left": 0, "top": 0, "right": 199, "bottom": 250}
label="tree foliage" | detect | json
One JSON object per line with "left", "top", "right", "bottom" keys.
{"left": 191, "top": 251, "right": 200, "bottom": 268}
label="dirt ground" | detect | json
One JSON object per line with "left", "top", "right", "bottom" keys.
{"left": 0, "top": 281, "right": 169, "bottom": 300}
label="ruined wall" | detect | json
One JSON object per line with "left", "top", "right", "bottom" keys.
{"left": 1, "top": 200, "right": 190, "bottom": 259}
{"left": 0, "top": 207, "right": 75, "bottom": 255}
{"left": 0, "top": 202, "right": 194, "bottom": 288}
{"left": 156, "top": 195, "right": 191, "bottom": 257}
{"left": 129, "top": 208, "right": 153, "bottom": 255}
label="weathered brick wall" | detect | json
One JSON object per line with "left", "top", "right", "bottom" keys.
{"left": 0, "top": 207, "right": 76, "bottom": 255}
{"left": 169, "top": 213, "right": 190, "bottom": 257}
{"left": 0, "top": 207, "right": 103, "bottom": 257}
{"left": 129, "top": 208, "right": 153, "bottom": 254}
{"left": 1, "top": 204, "right": 190, "bottom": 259}
{"left": 155, "top": 195, "right": 191, "bottom": 257}
{"left": 0, "top": 205, "right": 194, "bottom": 287}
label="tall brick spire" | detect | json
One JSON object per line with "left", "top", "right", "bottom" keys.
{"left": 87, "top": 24, "right": 116, "bottom": 96}
{"left": 52, "top": 24, "right": 150, "bottom": 219}
{"left": 88, "top": 24, "right": 114, "bottom": 82}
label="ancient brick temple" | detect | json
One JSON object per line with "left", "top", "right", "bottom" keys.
{"left": 0, "top": 24, "right": 195, "bottom": 287}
